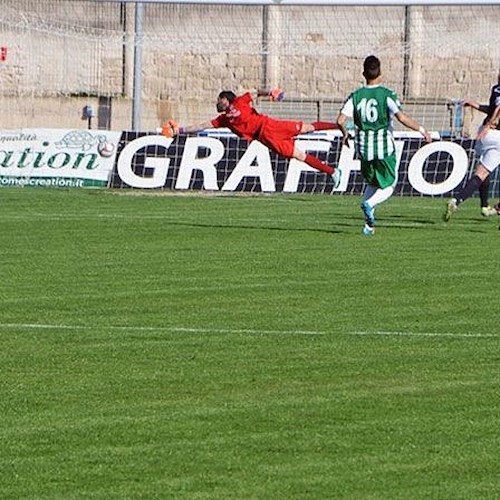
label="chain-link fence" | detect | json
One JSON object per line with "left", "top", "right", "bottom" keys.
{"left": 1, "top": 1, "right": 499, "bottom": 133}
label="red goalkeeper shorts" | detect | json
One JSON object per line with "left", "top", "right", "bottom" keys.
{"left": 256, "top": 118, "right": 303, "bottom": 159}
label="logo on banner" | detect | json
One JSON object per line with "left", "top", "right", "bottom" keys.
{"left": 111, "top": 132, "right": 478, "bottom": 196}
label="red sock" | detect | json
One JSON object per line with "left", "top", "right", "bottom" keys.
{"left": 304, "top": 153, "right": 334, "bottom": 175}
{"left": 311, "top": 121, "right": 338, "bottom": 131}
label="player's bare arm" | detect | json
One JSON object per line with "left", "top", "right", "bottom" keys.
{"left": 336, "top": 113, "right": 350, "bottom": 147}
{"left": 395, "top": 111, "right": 432, "bottom": 143}
{"left": 486, "top": 104, "right": 500, "bottom": 129}
{"left": 477, "top": 104, "right": 500, "bottom": 141}
{"left": 462, "top": 99, "right": 489, "bottom": 114}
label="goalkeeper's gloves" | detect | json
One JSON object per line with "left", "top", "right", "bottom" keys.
{"left": 269, "top": 87, "right": 285, "bottom": 102}
{"left": 161, "top": 119, "right": 185, "bottom": 138}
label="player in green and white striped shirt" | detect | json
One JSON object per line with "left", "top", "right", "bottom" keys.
{"left": 337, "top": 55, "right": 431, "bottom": 235}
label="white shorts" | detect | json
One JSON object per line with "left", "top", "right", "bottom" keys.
{"left": 475, "top": 128, "right": 500, "bottom": 172}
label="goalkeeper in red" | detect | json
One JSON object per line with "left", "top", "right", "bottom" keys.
{"left": 162, "top": 88, "right": 342, "bottom": 188}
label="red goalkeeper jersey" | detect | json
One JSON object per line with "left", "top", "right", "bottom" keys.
{"left": 211, "top": 92, "right": 269, "bottom": 141}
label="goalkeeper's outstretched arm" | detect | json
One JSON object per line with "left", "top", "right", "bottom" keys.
{"left": 180, "top": 121, "right": 214, "bottom": 134}
{"left": 161, "top": 119, "right": 214, "bottom": 138}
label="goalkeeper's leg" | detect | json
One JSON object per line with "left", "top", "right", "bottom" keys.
{"left": 292, "top": 146, "right": 332, "bottom": 174}
{"left": 260, "top": 127, "right": 341, "bottom": 187}
{"left": 301, "top": 121, "right": 339, "bottom": 133}
{"left": 299, "top": 151, "right": 334, "bottom": 175}
{"left": 293, "top": 147, "right": 342, "bottom": 189}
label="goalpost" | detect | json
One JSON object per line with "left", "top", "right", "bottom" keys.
{"left": 1, "top": 0, "right": 500, "bottom": 195}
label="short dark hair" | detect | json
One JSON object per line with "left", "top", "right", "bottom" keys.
{"left": 218, "top": 91, "right": 237, "bottom": 102}
{"left": 363, "top": 55, "right": 381, "bottom": 80}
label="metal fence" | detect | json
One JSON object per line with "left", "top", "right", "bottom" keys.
{"left": 1, "top": 1, "right": 499, "bottom": 133}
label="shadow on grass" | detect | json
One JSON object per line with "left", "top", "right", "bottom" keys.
{"left": 164, "top": 213, "right": 496, "bottom": 235}
{"left": 165, "top": 220, "right": 349, "bottom": 235}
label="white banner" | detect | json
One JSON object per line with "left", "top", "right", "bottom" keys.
{"left": 111, "top": 130, "right": 477, "bottom": 196}
{"left": 0, "top": 129, "right": 121, "bottom": 188}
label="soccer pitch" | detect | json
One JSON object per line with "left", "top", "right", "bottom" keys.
{"left": 0, "top": 187, "right": 499, "bottom": 499}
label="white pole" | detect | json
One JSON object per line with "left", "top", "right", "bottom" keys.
{"left": 132, "top": 2, "right": 144, "bottom": 131}
{"left": 407, "top": 5, "right": 424, "bottom": 98}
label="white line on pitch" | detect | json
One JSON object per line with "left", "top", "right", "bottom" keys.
{"left": 0, "top": 323, "right": 497, "bottom": 339}
{"left": 0, "top": 323, "right": 325, "bottom": 336}
{"left": 348, "top": 331, "right": 498, "bottom": 338}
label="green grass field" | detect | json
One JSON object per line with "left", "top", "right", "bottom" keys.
{"left": 1, "top": 187, "right": 499, "bottom": 499}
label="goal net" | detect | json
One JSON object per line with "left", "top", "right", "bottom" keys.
{"left": 1, "top": 0, "right": 500, "bottom": 196}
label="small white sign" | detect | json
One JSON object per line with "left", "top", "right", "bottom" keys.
{"left": 0, "top": 128, "right": 121, "bottom": 187}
